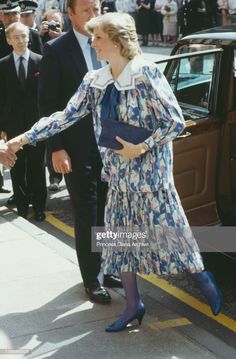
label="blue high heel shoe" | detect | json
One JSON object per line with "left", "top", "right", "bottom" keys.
{"left": 193, "top": 271, "right": 223, "bottom": 316}
{"left": 105, "top": 302, "right": 145, "bottom": 332}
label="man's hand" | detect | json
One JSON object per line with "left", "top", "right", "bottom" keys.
{"left": 52, "top": 150, "right": 72, "bottom": 174}
{"left": 0, "top": 143, "right": 17, "bottom": 169}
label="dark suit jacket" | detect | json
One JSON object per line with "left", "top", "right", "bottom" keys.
{"left": 0, "top": 51, "right": 42, "bottom": 138}
{"left": 0, "top": 27, "right": 43, "bottom": 59}
{"left": 39, "top": 29, "right": 98, "bottom": 167}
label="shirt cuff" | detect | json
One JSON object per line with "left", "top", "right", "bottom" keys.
{"left": 25, "top": 130, "right": 37, "bottom": 146}
{"left": 144, "top": 136, "right": 156, "bottom": 150}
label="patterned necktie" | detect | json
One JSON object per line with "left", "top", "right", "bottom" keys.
{"left": 88, "top": 37, "right": 101, "bottom": 70}
{"left": 18, "top": 56, "right": 26, "bottom": 88}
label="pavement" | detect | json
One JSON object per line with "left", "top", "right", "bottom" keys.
{"left": 1, "top": 169, "right": 236, "bottom": 359}
{"left": 0, "top": 205, "right": 234, "bottom": 359}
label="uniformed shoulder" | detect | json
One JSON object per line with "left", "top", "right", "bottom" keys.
{"left": 29, "top": 28, "right": 41, "bottom": 39}
{"left": 30, "top": 28, "right": 38, "bottom": 35}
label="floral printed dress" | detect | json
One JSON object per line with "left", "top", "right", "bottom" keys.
{"left": 25, "top": 55, "right": 204, "bottom": 276}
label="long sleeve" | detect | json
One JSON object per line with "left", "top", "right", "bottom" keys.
{"left": 142, "top": 66, "right": 185, "bottom": 149}
{"left": 168, "top": 2, "right": 178, "bottom": 15}
{"left": 25, "top": 73, "right": 93, "bottom": 145}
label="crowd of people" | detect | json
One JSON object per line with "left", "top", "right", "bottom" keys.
{"left": 0, "top": 0, "right": 224, "bottom": 333}
{"left": 107, "top": 1, "right": 235, "bottom": 47}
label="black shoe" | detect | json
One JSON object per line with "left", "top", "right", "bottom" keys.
{"left": 0, "top": 187, "right": 11, "bottom": 194}
{"left": 7, "top": 194, "right": 15, "bottom": 205}
{"left": 85, "top": 285, "right": 111, "bottom": 304}
{"left": 34, "top": 211, "right": 46, "bottom": 222}
{"left": 104, "top": 275, "right": 123, "bottom": 288}
{"left": 17, "top": 210, "right": 28, "bottom": 219}
{"left": 48, "top": 180, "right": 60, "bottom": 192}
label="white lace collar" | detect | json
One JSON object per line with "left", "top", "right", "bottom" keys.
{"left": 90, "top": 55, "right": 148, "bottom": 90}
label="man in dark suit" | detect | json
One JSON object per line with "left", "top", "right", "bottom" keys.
{"left": 0, "top": 22, "right": 47, "bottom": 221}
{"left": 0, "top": 0, "right": 43, "bottom": 205}
{"left": 39, "top": 0, "right": 121, "bottom": 303}
{"left": 0, "top": 0, "right": 43, "bottom": 59}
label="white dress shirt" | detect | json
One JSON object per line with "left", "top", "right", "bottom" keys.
{"left": 73, "top": 29, "right": 105, "bottom": 71}
{"left": 13, "top": 49, "right": 30, "bottom": 77}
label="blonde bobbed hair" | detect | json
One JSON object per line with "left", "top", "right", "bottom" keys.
{"left": 85, "top": 13, "right": 141, "bottom": 60}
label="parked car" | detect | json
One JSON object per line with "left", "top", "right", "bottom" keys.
{"left": 156, "top": 25, "right": 236, "bottom": 226}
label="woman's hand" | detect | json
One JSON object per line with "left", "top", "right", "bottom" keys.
{"left": 115, "top": 137, "right": 147, "bottom": 160}
{"left": 6, "top": 134, "right": 29, "bottom": 153}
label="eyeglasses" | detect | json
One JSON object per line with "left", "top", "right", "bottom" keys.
{"left": 11, "top": 34, "right": 28, "bottom": 41}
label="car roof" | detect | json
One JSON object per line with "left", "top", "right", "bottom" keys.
{"left": 179, "top": 24, "right": 236, "bottom": 46}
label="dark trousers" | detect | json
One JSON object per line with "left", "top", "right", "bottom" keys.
{"left": 10, "top": 142, "right": 47, "bottom": 213}
{"left": 64, "top": 157, "right": 107, "bottom": 288}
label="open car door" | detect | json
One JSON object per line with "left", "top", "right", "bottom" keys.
{"left": 155, "top": 49, "right": 223, "bottom": 225}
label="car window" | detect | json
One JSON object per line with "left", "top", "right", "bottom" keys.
{"left": 169, "top": 53, "right": 215, "bottom": 111}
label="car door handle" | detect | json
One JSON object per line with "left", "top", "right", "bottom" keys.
{"left": 177, "top": 131, "right": 191, "bottom": 139}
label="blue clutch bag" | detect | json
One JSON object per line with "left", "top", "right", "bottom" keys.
{"left": 98, "top": 119, "right": 152, "bottom": 150}
{"left": 98, "top": 83, "right": 152, "bottom": 150}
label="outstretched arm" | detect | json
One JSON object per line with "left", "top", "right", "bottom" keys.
{"left": 7, "top": 73, "right": 93, "bottom": 153}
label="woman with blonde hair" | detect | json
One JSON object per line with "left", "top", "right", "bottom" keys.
{"left": 7, "top": 12, "right": 223, "bottom": 332}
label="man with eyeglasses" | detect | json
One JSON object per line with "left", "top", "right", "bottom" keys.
{"left": 0, "top": 21, "right": 47, "bottom": 221}
{"left": 0, "top": 0, "right": 42, "bottom": 59}
{"left": 0, "top": 0, "right": 43, "bottom": 204}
